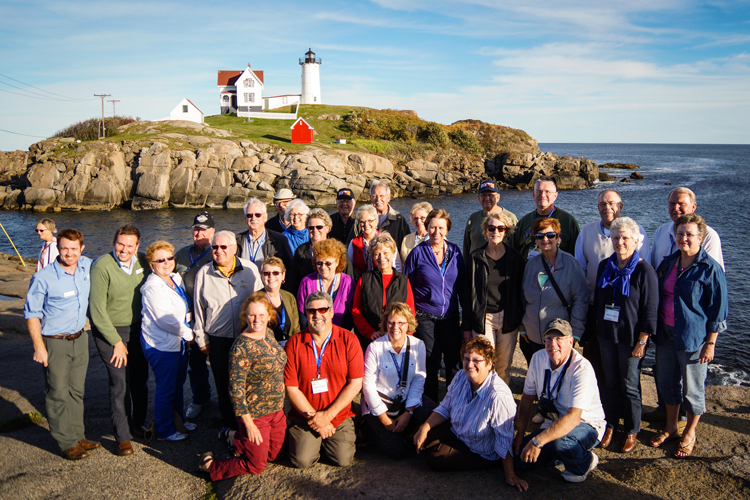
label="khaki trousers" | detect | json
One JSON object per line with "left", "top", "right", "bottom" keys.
{"left": 473, "top": 311, "right": 518, "bottom": 385}
{"left": 287, "top": 417, "right": 356, "bottom": 469}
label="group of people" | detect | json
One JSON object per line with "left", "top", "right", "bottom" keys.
{"left": 24, "top": 177, "right": 727, "bottom": 487}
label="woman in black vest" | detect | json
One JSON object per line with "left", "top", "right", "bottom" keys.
{"left": 352, "top": 233, "right": 415, "bottom": 351}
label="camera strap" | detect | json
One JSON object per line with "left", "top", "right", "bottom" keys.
{"left": 541, "top": 257, "right": 572, "bottom": 319}
{"left": 542, "top": 353, "right": 573, "bottom": 400}
{"left": 389, "top": 337, "right": 411, "bottom": 397}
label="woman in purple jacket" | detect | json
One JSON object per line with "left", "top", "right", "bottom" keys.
{"left": 404, "top": 209, "right": 469, "bottom": 402}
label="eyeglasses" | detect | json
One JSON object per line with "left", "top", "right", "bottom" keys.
{"left": 371, "top": 195, "right": 388, "bottom": 200}
{"left": 387, "top": 320, "right": 407, "bottom": 328}
{"left": 463, "top": 357, "right": 485, "bottom": 365}
{"left": 676, "top": 232, "right": 700, "bottom": 239}
{"left": 486, "top": 225, "right": 506, "bottom": 233}
{"left": 35, "top": 228, "right": 47, "bottom": 233}
{"left": 307, "top": 225, "right": 326, "bottom": 231}
{"left": 534, "top": 190, "right": 557, "bottom": 197}
{"left": 598, "top": 201, "right": 620, "bottom": 208}
{"left": 359, "top": 219, "right": 376, "bottom": 226}
{"left": 412, "top": 216, "right": 427, "bottom": 222}
{"left": 289, "top": 213, "right": 306, "bottom": 219}
{"left": 535, "top": 232, "right": 558, "bottom": 240}
{"left": 315, "top": 260, "right": 337, "bottom": 268}
{"left": 306, "top": 307, "right": 331, "bottom": 315}
{"left": 211, "top": 244, "right": 232, "bottom": 251}
{"left": 245, "top": 213, "right": 263, "bottom": 219}
{"left": 152, "top": 256, "right": 175, "bottom": 264}
{"left": 262, "top": 270, "right": 282, "bottom": 277}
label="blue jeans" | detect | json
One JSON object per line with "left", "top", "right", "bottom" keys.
{"left": 515, "top": 423, "right": 599, "bottom": 476}
{"left": 598, "top": 336, "right": 643, "bottom": 434}
{"left": 142, "top": 341, "right": 189, "bottom": 439}
{"left": 655, "top": 323, "right": 707, "bottom": 415}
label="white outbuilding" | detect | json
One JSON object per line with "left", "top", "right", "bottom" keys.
{"left": 168, "top": 98, "right": 204, "bottom": 123}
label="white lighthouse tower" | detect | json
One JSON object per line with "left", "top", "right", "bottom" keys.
{"left": 299, "top": 48, "right": 322, "bottom": 105}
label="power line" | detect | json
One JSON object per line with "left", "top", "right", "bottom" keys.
{"left": 0, "top": 86, "right": 98, "bottom": 102}
{"left": 0, "top": 73, "right": 94, "bottom": 101}
{"left": 0, "top": 128, "right": 49, "bottom": 139}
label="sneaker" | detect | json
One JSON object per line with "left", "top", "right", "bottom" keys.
{"left": 532, "top": 412, "right": 545, "bottom": 424}
{"left": 158, "top": 431, "right": 188, "bottom": 442}
{"left": 186, "top": 402, "right": 207, "bottom": 420}
{"left": 184, "top": 422, "right": 197, "bottom": 432}
{"left": 561, "top": 451, "right": 599, "bottom": 483}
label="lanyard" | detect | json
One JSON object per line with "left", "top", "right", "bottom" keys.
{"left": 319, "top": 273, "right": 339, "bottom": 301}
{"left": 173, "top": 280, "right": 191, "bottom": 326}
{"left": 543, "top": 353, "right": 572, "bottom": 400}
{"left": 265, "top": 292, "right": 286, "bottom": 332}
{"left": 599, "top": 221, "right": 610, "bottom": 238}
{"left": 389, "top": 350, "right": 405, "bottom": 379}
{"left": 247, "top": 233, "right": 264, "bottom": 263}
{"left": 440, "top": 243, "right": 449, "bottom": 276}
{"left": 310, "top": 331, "right": 332, "bottom": 379}
{"left": 533, "top": 207, "right": 556, "bottom": 220}
{"left": 187, "top": 246, "right": 211, "bottom": 271}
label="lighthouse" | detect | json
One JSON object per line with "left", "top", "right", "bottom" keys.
{"left": 299, "top": 48, "right": 322, "bottom": 105}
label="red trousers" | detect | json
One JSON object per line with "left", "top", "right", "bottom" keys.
{"left": 209, "top": 410, "right": 287, "bottom": 481}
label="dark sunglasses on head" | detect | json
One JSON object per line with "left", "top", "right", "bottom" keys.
{"left": 263, "top": 270, "right": 282, "bottom": 277}
{"left": 212, "top": 244, "right": 230, "bottom": 251}
{"left": 535, "top": 232, "right": 558, "bottom": 240}
{"left": 152, "top": 256, "right": 175, "bottom": 264}
{"left": 307, "top": 225, "right": 325, "bottom": 231}
{"left": 486, "top": 225, "right": 506, "bottom": 233}
{"left": 306, "top": 306, "right": 331, "bottom": 315}
{"left": 245, "top": 213, "right": 263, "bottom": 219}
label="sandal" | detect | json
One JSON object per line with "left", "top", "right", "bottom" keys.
{"left": 649, "top": 430, "right": 680, "bottom": 448}
{"left": 674, "top": 437, "right": 696, "bottom": 458}
{"left": 196, "top": 451, "right": 213, "bottom": 473}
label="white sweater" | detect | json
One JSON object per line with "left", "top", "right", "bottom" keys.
{"left": 141, "top": 273, "right": 194, "bottom": 352}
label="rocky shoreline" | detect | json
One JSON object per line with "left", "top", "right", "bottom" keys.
{"left": 0, "top": 120, "right": 601, "bottom": 212}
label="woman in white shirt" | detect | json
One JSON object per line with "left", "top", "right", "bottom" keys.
{"left": 35, "top": 218, "right": 58, "bottom": 271}
{"left": 361, "top": 302, "right": 434, "bottom": 458}
{"left": 141, "top": 241, "right": 196, "bottom": 442}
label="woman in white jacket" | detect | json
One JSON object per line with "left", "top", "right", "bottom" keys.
{"left": 141, "top": 241, "right": 196, "bottom": 442}
{"left": 361, "top": 302, "right": 435, "bottom": 458}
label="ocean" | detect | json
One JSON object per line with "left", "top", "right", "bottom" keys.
{"left": 1, "top": 143, "right": 747, "bottom": 384}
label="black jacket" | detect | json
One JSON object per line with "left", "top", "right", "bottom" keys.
{"left": 358, "top": 270, "right": 410, "bottom": 332}
{"left": 235, "top": 229, "right": 292, "bottom": 269}
{"left": 468, "top": 243, "right": 525, "bottom": 334}
{"left": 347, "top": 206, "right": 411, "bottom": 250}
{"left": 286, "top": 240, "right": 357, "bottom": 293}
{"left": 265, "top": 214, "right": 287, "bottom": 234}
{"left": 329, "top": 212, "right": 355, "bottom": 245}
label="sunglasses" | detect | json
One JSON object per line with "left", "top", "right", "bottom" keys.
{"left": 315, "top": 260, "right": 336, "bottom": 268}
{"left": 306, "top": 307, "right": 331, "bottom": 315}
{"left": 535, "top": 232, "right": 558, "bottom": 240}
{"left": 263, "top": 270, "right": 282, "bottom": 277}
{"left": 307, "top": 225, "right": 326, "bottom": 231}
{"left": 152, "top": 256, "right": 175, "bottom": 264}
{"left": 487, "top": 225, "right": 506, "bottom": 233}
{"left": 211, "top": 244, "right": 232, "bottom": 251}
{"left": 245, "top": 213, "right": 263, "bottom": 219}
{"left": 35, "top": 228, "right": 47, "bottom": 233}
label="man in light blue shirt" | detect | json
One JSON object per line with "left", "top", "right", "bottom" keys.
{"left": 24, "top": 228, "right": 100, "bottom": 460}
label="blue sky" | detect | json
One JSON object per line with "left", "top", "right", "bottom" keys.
{"left": 1, "top": 0, "right": 748, "bottom": 151}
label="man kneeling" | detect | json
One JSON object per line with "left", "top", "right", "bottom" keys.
{"left": 284, "top": 291, "right": 364, "bottom": 468}
{"left": 513, "top": 319, "right": 606, "bottom": 483}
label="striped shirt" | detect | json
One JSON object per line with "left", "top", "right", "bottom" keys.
{"left": 435, "top": 370, "right": 516, "bottom": 461}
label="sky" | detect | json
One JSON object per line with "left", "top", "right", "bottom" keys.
{"left": 1, "top": 0, "right": 749, "bottom": 151}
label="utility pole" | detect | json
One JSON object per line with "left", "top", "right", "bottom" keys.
{"left": 107, "top": 99, "right": 120, "bottom": 117}
{"left": 94, "top": 94, "right": 111, "bottom": 139}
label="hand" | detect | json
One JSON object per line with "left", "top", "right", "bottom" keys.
{"left": 631, "top": 344, "right": 646, "bottom": 359}
{"left": 700, "top": 343, "right": 715, "bottom": 364}
{"left": 308, "top": 410, "right": 333, "bottom": 433}
{"left": 110, "top": 341, "right": 129, "bottom": 369}
{"left": 512, "top": 432, "right": 524, "bottom": 455}
{"left": 371, "top": 331, "right": 386, "bottom": 341}
{"left": 200, "top": 345, "right": 211, "bottom": 355}
{"left": 33, "top": 347, "right": 49, "bottom": 367}
{"left": 392, "top": 411, "right": 411, "bottom": 433}
{"left": 463, "top": 331, "right": 472, "bottom": 343}
{"left": 413, "top": 423, "right": 429, "bottom": 453}
{"left": 521, "top": 441, "right": 542, "bottom": 464}
{"left": 317, "top": 423, "right": 336, "bottom": 439}
{"left": 505, "top": 474, "right": 529, "bottom": 492}
{"left": 520, "top": 333, "right": 529, "bottom": 344}
{"left": 379, "top": 414, "right": 395, "bottom": 431}
{"left": 245, "top": 421, "right": 264, "bottom": 445}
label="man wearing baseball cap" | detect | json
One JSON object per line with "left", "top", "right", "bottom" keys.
{"left": 513, "top": 319, "right": 606, "bottom": 483}
{"left": 266, "top": 188, "right": 296, "bottom": 234}
{"left": 174, "top": 211, "right": 216, "bottom": 419}
{"left": 462, "top": 180, "right": 518, "bottom": 260}
{"left": 329, "top": 188, "right": 357, "bottom": 244}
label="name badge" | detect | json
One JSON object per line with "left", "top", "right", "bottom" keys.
{"left": 63, "top": 290, "right": 76, "bottom": 298}
{"left": 604, "top": 304, "right": 620, "bottom": 322}
{"left": 311, "top": 378, "right": 329, "bottom": 394}
{"left": 528, "top": 248, "right": 540, "bottom": 259}
{"left": 136, "top": 268, "right": 144, "bottom": 274}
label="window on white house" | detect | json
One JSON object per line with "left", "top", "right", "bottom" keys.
{"left": 223, "top": 95, "right": 229, "bottom": 102}
{"left": 183, "top": 105, "right": 188, "bottom": 113}
{"left": 314, "top": 96, "right": 317, "bottom": 102}
{"left": 244, "top": 78, "right": 254, "bottom": 88}
{"left": 250, "top": 93, "right": 255, "bottom": 102}
{"left": 282, "top": 96, "right": 288, "bottom": 104}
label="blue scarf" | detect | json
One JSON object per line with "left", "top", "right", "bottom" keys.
{"left": 283, "top": 226, "right": 310, "bottom": 255}
{"left": 597, "top": 250, "right": 639, "bottom": 297}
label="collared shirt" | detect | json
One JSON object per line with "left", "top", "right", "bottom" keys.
{"left": 242, "top": 230, "right": 267, "bottom": 266}
{"left": 112, "top": 251, "right": 137, "bottom": 275}
{"left": 435, "top": 370, "right": 516, "bottom": 461}
{"left": 37, "top": 238, "right": 59, "bottom": 272}
{"left": 651, "top": 221, "right": 725, "bottom": 271}
{"left": 24, "top": 257, "right": 92, "bottom": 336}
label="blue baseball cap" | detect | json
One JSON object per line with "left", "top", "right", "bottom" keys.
{"left": 478, "top": 180, "right": 499, "bottom": 194}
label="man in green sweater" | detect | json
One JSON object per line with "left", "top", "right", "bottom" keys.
{"left": 509, "top": 176, "right": 580, "bottom": 260}
{"left": 89, "top": 225, "right": 150, "bottom": 456}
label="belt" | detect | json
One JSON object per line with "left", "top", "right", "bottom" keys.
{"left": 416, "top": 310, "right": 453, "bottom": 321}
{"left": 46, "top": 329, "right": 84, "bottom": 341}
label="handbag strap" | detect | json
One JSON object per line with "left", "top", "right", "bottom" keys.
{"left": 398, "top": 337, "right": 410, "bottom": 392}
{"left": 541, "top": 257, "right": 572, "bottom": 319}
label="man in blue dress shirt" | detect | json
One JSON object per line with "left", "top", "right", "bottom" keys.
{"left": 24, "top": 228, "right": 101, "bottom": 460}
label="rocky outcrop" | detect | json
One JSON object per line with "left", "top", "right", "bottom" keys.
{"left": 486, "top": 151, "right": 598, "bottom": 190}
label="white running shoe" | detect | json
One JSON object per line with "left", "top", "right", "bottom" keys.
{"left": 186, "top": 402, "right": 207, "bottom": 420}
{"left": 184, "top": 422, "right": 197, "bottom": 432}
{"left": 561, "top": 451, "right": 599, "bottom": 483}
{"left": 158, "top": 431, "right": 188, "bottom": 442}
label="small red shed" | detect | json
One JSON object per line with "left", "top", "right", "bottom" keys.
{"left": 290, "top": 117, "right": 314, "bottom": 144}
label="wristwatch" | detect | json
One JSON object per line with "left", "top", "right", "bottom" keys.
{"left": 638, "top": 340, "right": 647, "bottom": 346}
{"left": 407, "top": 409, "right": 414, "bottom": 415}
{"left": 532, "top": 437, "right": 543, "bottom": 449}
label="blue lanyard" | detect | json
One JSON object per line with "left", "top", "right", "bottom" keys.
{"left": 173, "top": 280, "right": 191, "bottom": 326}
{"left": 247, "top": 233, "right": 263, "bottom": 263}
{"left": 533, "top": 207, "right": 556, "bottom": 220}
{"left": 265, "top": 292, "right": 286, "bottom": 332}
{"left": 440, "top": 243, "right": 449, "bottom": 276}
{"left": 318, "top": 273, "right": 339, "bottom": 301}
{"left": 310, "top": 331, "right": 332, "bottom": 379}
{"left": 389, "top": 350, "right": 405, "bottom": 379}
{"left": 600, "top": 221, "right": 610, "bottom": 238}
{"left": 187, "top": 246, "right": 211, "bottom": 271}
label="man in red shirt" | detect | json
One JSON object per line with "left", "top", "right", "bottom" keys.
{"left": 284, "top": 291, "right": 364, "bottom": 468}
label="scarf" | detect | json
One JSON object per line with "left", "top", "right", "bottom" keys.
{"left": 597, "top": 250, "right": 639, "bottom": 297}
{"left": 283, "top": 226, "right": 310, "bottom": 255}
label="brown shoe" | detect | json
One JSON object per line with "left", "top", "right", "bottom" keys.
{"left": 620, "top": 433, "right": 638, "bottom": 453}
{"left": 599, "top": 427, "right": 614, "bottom": 448}
{"left": 62, "top": 445, "right": 89, "bottom": 460}
{"left": 116, "top": 441, "right": 134, "bottom": 456}
{"left": 78, "top": 438, "right": 101, "bottom": 450}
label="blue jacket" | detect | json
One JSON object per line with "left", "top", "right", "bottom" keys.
{"left": 404, "top": 240, "right": 469, "bottom": 328}
{"left": 656, "top": 247, "right": 727, "bottom": 352}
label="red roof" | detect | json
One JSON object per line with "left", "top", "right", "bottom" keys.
{"left": 217, "top": 69, "right": 264, "bottom": 86}
{"left": 185, "top": 99, "right": 203, "bottom": 115}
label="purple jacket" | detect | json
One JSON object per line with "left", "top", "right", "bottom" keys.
{"left": 297, "top": 272, "right": 355, "bottom": 329}
{"left": 404, "top": 240, "right": 469, "bottom": 328}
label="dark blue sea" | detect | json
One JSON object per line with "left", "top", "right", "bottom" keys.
{"left": 1, "top": 143, "right": 747, "bottom": 384}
